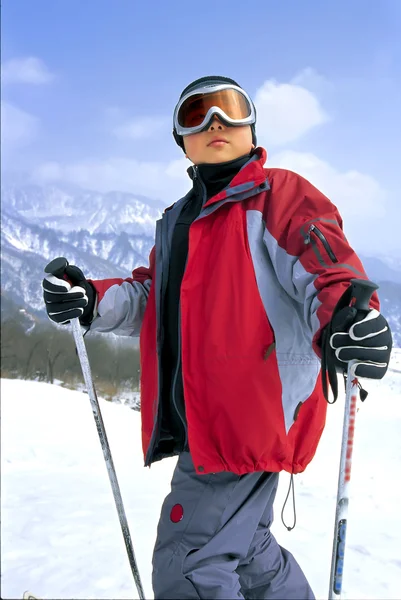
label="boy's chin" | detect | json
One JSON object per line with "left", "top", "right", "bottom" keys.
{"left": 203, "top": 147, "right": 243, "bottom": 163}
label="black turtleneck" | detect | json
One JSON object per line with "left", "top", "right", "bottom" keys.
{"left": 196, "top": 151, "right": 252, "bottom": 201}
{"left": 157, "top": 151, "right": 252, "bottom": 456}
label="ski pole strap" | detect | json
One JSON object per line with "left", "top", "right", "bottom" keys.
{"left": 321, "top": 325, "right": 339, "bottom": 404}
{"left": 321, "top": 283, "right": 356, "bottom": 403}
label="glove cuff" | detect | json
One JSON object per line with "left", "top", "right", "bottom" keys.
{"left": 79, "top": 281, "right": 97, "bottom": 326}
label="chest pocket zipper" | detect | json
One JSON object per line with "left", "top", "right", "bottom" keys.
{"left": 263, "top": 342, "right": 276, "bottom": 361}
{"left": 305, "top": 223, "right": 338, "bottom": 263}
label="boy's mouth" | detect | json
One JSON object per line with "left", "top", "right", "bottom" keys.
{"left": 208, "top": 137, "right": 228, "bottom": 147}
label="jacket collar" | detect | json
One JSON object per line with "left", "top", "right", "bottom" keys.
{"left": 164, "top": 147, "right": 268, "bottom": 215}
{"left": 187, "top": 146, "right": 268, "bottom": 208}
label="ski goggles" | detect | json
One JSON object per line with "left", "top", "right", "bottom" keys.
{"left": 173, "top": 84, "right": 256, "bottom": 136}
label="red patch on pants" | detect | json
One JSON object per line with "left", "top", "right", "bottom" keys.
{"left": 170, "top": 503, "right": 184, "bottom": 523}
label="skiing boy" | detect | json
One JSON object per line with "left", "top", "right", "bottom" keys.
{"left": 43, "top": 76, "right": 392, "bottom": 599}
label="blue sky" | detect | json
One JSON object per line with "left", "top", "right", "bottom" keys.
{"left": 2, "top": 0, "right": 400, "bottom": 254}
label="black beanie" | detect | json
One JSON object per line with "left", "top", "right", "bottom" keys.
{"left": 173, "top": 75, "right": 257, "bottom": 151}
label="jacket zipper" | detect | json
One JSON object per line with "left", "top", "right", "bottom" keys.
{"left": 171, "top": 305, "right": 188, "bottom": 450}
{"left": 169, "top": 164, "right": 203, "bottom": 451}
{"left": 305, "top": 223, "right": 338, "bottom": 263}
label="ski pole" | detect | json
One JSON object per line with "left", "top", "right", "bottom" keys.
{"left": 45, "top": 257, "right": 146, "bottom": 600}
{"left": 328, "top": 278, "right": 378, "bottom": 600}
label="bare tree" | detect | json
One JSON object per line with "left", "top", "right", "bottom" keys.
{"left": 25, "top": 338, "right": 44, "bottom": 379}
{"left": 46, "top": 347, "right": 64, "bottom": 384}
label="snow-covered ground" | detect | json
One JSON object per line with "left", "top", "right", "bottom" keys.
{"left": 2, "top": 350, "right": 401, "bottom": 599}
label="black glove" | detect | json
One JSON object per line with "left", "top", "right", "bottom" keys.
{"left": 321, "top": 303, "right": 392, "bottom": 402}
{"left": 330, "top": 307, "right": 392, "bottom": 378}
{"left": 42, "top": 264, "right": 97, "bottom": 325}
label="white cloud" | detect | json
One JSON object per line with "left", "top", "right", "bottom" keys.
{"left": 32, "top": 156, "right": 190, "bottom": 204}
{"left": 290, "top": 68, "right": 332, "bottom": 93}
{"left": 165, "top": 157, "right": 189, "bottom": 180}
{"left": 112, "top": 116, "right": 170, "bottom": 140}
{"left": 31, "top": 148, "right": 394, "bottom": 253}
{"left": 33, "top": 161, "right": 63, "bottom": 181}
{"left": 1, "top": 56, "right": 54, "bottom": 85}
{"left": 254, "top": 77, "right": 329, "bottom": 146}
{"left": 1, "top": 102, "right": 39, "bottom": 150}
{"left": 267, "top": 150, "right": 388, "bottom": 253}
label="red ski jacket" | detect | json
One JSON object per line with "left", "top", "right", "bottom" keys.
{"left": 90, "top": 147, "right": 378, "bottom": 476}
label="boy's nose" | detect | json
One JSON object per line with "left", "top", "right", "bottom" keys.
{"left": 208, "top": 116, "right": 225, "bottom": 131}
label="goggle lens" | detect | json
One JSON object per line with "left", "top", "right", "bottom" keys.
{"left": 177, "top": 88, "right": 252, "bottom": 129}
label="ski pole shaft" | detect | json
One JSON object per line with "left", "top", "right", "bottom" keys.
{"left": 328, "top": 359, "right": 358, "bottom": 600}
{"left": 328, "top": 279, "right": 378, "bottom": 599}
{"left": 70, "top": 319, "right": 145, "bottom": 598}
{"left": 45, "top": 257, "right": 145, "bottom": 599}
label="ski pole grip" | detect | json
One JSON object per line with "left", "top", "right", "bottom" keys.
{"left": 349, "top": 278, "right": 379, "bottom": 312}
{"left": 44, "top": 256, "right": 69, "bottom": 279}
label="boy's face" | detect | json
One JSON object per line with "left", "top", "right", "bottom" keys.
{"left": 183, "top": 117, "right": 253, "bottom": 165}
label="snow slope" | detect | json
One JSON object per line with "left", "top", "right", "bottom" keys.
{"left": 1, "top": 351, "right": 401, "bottom": 599}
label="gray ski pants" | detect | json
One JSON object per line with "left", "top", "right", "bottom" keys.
{"left": 152, "top": 452, "right": 315, "bottom": 599}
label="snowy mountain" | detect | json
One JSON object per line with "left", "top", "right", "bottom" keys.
{"left": 1, "top": 183, "right": 400, "bottom": 345}
{"left": 3, "top": 183, "right": 165, "bottom": 236}
{"left": 1, "top": 184, "right": 158, "bottom": 313}
{"left": 360, "top": 255, "right": 401, "bottom": 286}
